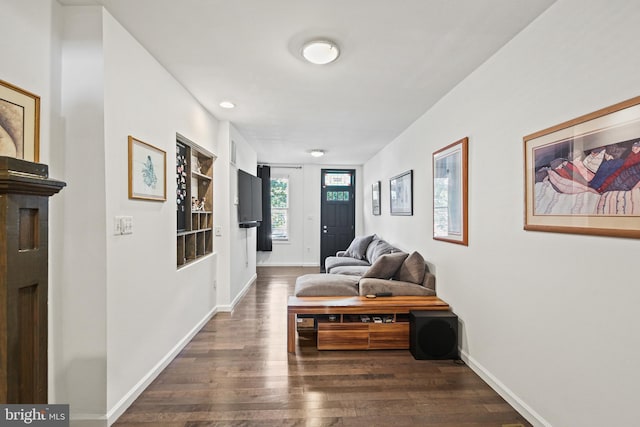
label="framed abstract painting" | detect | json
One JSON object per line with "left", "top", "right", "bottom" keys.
{"left": 524, "top": 96, "right": 640, "bottom": 238}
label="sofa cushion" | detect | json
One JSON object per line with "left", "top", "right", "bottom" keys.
{"left": 325, "top": 256, "right": 370, "bottom": 273}
{"left": 362, "top": 252, "right": 408, "bottom": 279}
{"left": 368, "top": 239, "right": 401, "bottom": 264}
{"left": 394, "top": 251, "right": 426, "bottom": 284}
{"left": 330, "top": 265, "right": 370, "bottom": 276}
{"left": 294, "top": 274, "right": 359, "bottom": 296}
{"left": 359, "top": 278, "right": 435, "bottom": 296}
{"left": 344, "top": 234, "right": 375, "bottom": 260}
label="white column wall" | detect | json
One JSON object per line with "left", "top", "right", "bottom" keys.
{"left": 59, "top": 7, "right": 109, "bottom": 421}
{"left": 227, "top": 125, "right": 258, "bottom": 307}
{"left": 363, "top": 1, "right": 640, "bottom": 426}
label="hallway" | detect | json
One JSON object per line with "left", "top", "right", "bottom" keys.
{"left": 114, "top": 267, "right": 530, "bottom": 426}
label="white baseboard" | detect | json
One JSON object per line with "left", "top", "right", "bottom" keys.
{"left": 69, "top": 415, "right": 107, "bottom": 427}
{"left": 216, "top": 273, "right": 257, "bottom": 312}
{"left": 459, "top": 349, "right": 551, "bottom": 427}
{"left": 105, "top": 307, "right": 219, "bottom": 426}
{"left": 256, "top": 262, "right": 319, "bottom": 267}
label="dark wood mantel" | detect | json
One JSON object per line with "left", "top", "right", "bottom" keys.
{"left": 0, "top": 156, "right": 65, "bottom": 403}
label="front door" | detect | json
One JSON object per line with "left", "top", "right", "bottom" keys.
{"left": 320, "top": 169, "right": 355, "bottom": 271}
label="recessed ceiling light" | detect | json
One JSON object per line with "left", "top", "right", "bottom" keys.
{"left": 219, "top": 101, "right": 235, "bottom": 109}
{"left": 310, "top": 149, "right": 325, "bottom": 157}
{"left": 302, "top": 40, "right": 340, "bottom": 65}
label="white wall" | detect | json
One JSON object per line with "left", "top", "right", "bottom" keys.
{"left": 226, "top": 125, "right": 258, "bottom": 306}
{"left": 59, "top": 7, "right": 109, "bottom": 422}
{"left": 363, "top": 1, "right": 640, "bottom": 426}
{"left": 101, "top": 8, "right": 222, "bottom": 422}
{"left": 257, "top": 164, "right": 363, "bottom": 266}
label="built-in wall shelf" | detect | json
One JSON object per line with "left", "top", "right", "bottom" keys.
{"left": 176, "top": 134, "right": 216, "bottom": 268}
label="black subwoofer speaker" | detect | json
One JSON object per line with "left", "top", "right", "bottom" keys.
{"left": 410, "top": 310, "right": 458, "bottom": 360}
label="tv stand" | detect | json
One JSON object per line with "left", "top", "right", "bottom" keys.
{"left": 287, "top": 296, "right": 450, "bottom": 352}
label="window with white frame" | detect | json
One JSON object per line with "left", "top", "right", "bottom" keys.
{"left": 271, "top": 176, "right": 289, "bottom": 240}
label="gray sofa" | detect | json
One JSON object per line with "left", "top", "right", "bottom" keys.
{"left": 295, "top": 235, "right": 436, "bottom": 297}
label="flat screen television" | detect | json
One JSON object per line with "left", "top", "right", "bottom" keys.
{"left": 237, "top": 169, "right": 263, "bottom": 228}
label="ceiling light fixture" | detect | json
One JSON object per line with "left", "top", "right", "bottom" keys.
{"left": 302, "top": 40, "right": 340, "bottom": 65}
{"left": 310, "top": 149, "right": 325, "bottom": 157}
{"left": 219, "top": 101, "right": 235, "bottom": 109}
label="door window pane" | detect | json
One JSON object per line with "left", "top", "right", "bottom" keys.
{"left": 324, "top": 173, "right": 352, "bottom": 186}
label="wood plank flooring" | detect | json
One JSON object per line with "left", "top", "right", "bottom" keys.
{"left": 114, "top": 267, "right": 532, "bottom": 427}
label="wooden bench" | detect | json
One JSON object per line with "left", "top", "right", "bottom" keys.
{"left": 287, "top": 295, "right": 450, "bottom": 353}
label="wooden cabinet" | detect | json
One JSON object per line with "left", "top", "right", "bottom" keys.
{"left": 316, "top": 314, "right": 410, "bottom": 350}
{"left": 176, "top": 134, "right": 215, "bottom": 268}
{"left": 0, "top": 157, "right": 65, "bottom": 403}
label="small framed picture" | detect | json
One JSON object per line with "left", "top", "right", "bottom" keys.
{"left": 0, "top": 80, "right": 40, "bottom": 162}
{"left": 128, "top": 135, "right": 166, "bottom": 201}
{"left": 390, "top": 170, "right": 413, "bottom": 215}
{"left": 372, "top": 181, "right": 381, "bottom": 215}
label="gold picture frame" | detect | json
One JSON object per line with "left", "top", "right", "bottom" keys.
{"left": 128, "top": 135, "right": 167, "bottom": 201}
{"left": 524, "top": 96, "right": 640, "bottom": 238}
{"left": 0, "top": 79, "right": 40, "bottom": 162}
{"left": 433, "top": 137, "right": 469, "bottom": 245}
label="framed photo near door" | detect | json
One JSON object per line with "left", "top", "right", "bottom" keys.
{"left": 390, "top": 170, "right": 413, "bottom": 215}
{"left": 372, "top": 181, "right": 381, "bottom": 215}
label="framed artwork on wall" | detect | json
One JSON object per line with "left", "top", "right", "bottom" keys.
{"left": 433, "top": 137, "right": 468, "bottom": 245}
{"left": 390, "top": 170, "right": 413, "bottom": 215}
{"left": 372, "top": 181, "right": 381, "bottom": 215}
{"left": 128, "top": 135, "right": 167, "bottom": 201}
{"left": 524, "top": 95, "right": 640, "bottom": 239}
{"left": 0, "top": 79, "right": 40, "bottom": 162}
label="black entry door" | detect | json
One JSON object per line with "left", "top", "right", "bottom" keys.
{"left": 320, "top": 169, "right": 355, "bottom": 271}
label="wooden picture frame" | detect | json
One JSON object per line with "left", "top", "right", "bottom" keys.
{"left": 524, "top": 96, "right": 640, "bottom": 238}
{"left": 390, "top": 170, "right": 413, "bottom": 215}
{"left": 433, "top": 137, "right": 468, "bottom": 245}
{"left": 0, "top": 80, "right": 40, "bottom": 162}
{"left": 128, "top": 135, "right": 166, "bottom": 201}
{"left": 372, "top": 181, "right": 381, "bottom": 215}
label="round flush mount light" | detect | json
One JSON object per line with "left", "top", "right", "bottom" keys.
{"left": 219, "top": 101, "right": 235, "bottom": 109}
{"left": 302, "top": 40, "right": 340, "bottom": 65}
{"left": 310, "top": 149, "right": 325, "bottom": 157}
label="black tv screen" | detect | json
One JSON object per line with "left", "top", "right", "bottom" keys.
{"left": 237, "top": 169, "right": 263, "bottom": 228}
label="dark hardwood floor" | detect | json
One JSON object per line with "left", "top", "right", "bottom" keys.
{"left": 114, "top": 267, "right": 531, "bottom": 427}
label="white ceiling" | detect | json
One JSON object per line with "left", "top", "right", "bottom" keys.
{"left": 59, "top": 0, "right": 556, "bottom": 165}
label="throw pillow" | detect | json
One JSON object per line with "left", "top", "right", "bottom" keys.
{"left": 394, "top": 251, "right": 426, "bottom": 284}
{"left": 344, "top": 235, "right": 375, "bottom": 260}
{"left": 362, "top": 252, "right": 408, "bottom": 279}
{"left": 368, "top": 240, "right": 399, "bottom": 264}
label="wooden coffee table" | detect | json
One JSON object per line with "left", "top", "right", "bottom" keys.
{"left": 287, "top": 295, "right": 450, "bottom": 353}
